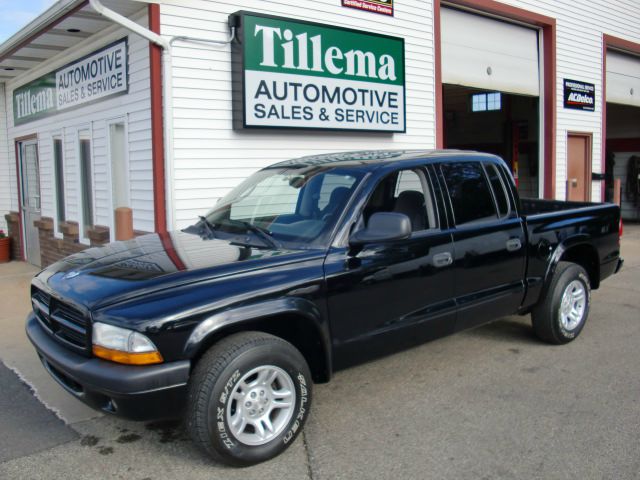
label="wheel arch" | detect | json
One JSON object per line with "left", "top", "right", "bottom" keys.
{"left": 543, "top": 239, "right": 600, "bottom": 298}
{"left": 184, "top": 298, "right": 332, "bottom": 383}
{"left": 559, "top": 243, "right": 600, "bottom": 289}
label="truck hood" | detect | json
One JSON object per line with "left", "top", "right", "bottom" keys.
{"left": 35, "top": 231, "right": 319, "bottom": 310}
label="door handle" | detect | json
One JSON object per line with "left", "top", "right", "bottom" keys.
{"left": 569, "top": 178, "right": 578, "bottom": 187}
{"left": 433, "top": 252, "right": 453, "bottom": 268}
{"left": 506, "top": 238, "right": 522, "bottom": 252}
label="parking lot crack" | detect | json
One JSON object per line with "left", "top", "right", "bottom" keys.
{"left": 302, "top": 430, "right": 314, "bottom": 480}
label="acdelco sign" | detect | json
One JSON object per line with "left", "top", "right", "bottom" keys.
{"left": 231, "top": 12, "right": 405, "bottom": 132}
{"left": 563, "top": 79, "right": 595, "bottom": 112}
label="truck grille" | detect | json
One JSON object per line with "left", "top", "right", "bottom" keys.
{"left": 31, "top": 286, "right": 91, "bottom": 355}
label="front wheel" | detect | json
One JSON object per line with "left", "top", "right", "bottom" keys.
{"left": 186, "top": 332, "right": 312, "bottom": 466}
{"left": 532, "top": 261, "right": 591, "bottom": 344}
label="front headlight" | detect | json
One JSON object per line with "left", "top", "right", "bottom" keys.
{"left": 92, "top": 322, "right": 163, "bottom": 365}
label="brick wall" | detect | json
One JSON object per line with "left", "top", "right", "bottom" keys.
{"left": 4, "top": 212, "right": 150, "bottom": 267}
{"left": 35, "top": 218, "right": 111, "bottom": 267}
{"left": 4, "top": 212, "right": 22, "bottom": 260}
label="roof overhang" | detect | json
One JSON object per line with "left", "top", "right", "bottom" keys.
{"left": 0, "top": 0, "right": 147, "bottom": 83}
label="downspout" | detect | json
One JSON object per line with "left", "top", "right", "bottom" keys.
{"left": 88, "top": 0, "right": 176, "bottom": 230}
{"left": 88, "top": 0, "right": 235, "bottom": 230}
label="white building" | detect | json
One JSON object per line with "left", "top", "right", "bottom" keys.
{"left": 1, "top": 0, "right": 639, "bottom": 266}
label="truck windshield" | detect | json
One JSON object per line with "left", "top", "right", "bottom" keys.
{"left": 192, "top": 166, "right": 364, "bottom": 249}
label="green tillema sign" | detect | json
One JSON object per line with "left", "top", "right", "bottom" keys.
{"left": 242, "top": 14, "right": 404, "bottom": 86}
{"left": 13, "top": 74, "right": 56, "bottom": 125}
{"left": 232, "top": 12, "right": 406, "bottom": 132}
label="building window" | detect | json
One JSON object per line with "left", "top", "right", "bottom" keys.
{"left": 471, "top": 92, "right": 501, "bottom": 112}
{"left": 53, "top": 138, "right": 65, "bottom": 223}
{"left": 79, "top": 135, "right": 93, "bottom": 234}
{"left": 109, "top": 123, "right": 128, "bottom": 210}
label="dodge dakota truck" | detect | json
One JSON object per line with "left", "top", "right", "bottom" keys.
{"left": 26, "top": 150, "right": 623, "bottom": 466}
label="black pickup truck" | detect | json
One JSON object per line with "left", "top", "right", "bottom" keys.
{"left": 26, "top": 150, "right": 623, "bottom": 466}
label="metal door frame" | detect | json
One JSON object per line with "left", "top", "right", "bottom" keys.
{"left": 15, "top": 134, "right": 39, "bottom": 264}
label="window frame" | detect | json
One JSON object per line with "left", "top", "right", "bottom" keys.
{"left": 354, "top": 166, "right": 441, "bottom": 238}
{"left": 50, "top": 131, "right": 65, "bottom": 239}
{"left": 106, "top": 117, "right": 130, "bottom": 242}
{"left": 76, "top": 127, "right": 94, "bottom": 244}
{"left": 482, "top": 162, "right": 513, "bottom": 219}
{"left": 470, "top": 91, "right": 502, "bottom": 112}
{"left": 438, "top": 161, "right": 502, "bottom": 228}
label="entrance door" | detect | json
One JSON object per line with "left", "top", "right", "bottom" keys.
{"left": 18, "top": 140, "right": 41, "bottom": 266}
{"left": 567, "top": 133, "right": 592, "bottom": 201}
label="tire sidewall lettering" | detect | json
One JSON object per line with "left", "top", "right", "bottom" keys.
{"left": 216, "top": 368, "right": 241, "bottom": 449}
{"left": 283, "top": 372, "right": 308, "bottom": 445}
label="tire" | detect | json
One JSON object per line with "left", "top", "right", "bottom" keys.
{"left": 186, "top": 331, "right": 312, "bottom": 466}
{"left": 532, "top": 261, "right": 591, "bottom": 345}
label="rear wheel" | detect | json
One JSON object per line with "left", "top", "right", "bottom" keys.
{"left": 186, "top": 332, "right": 312, "bottom": 466}
{"left": 532, "top": 261, "right": 591, "bottom": 344}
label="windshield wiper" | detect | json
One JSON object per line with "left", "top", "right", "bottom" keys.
{"left": 198, "top": 216, "right": 218, "bottom": 239}
{"left": 229, "top": 220, "right": 282, "bottom": 249}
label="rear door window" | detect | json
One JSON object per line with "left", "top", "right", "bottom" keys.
{"left": 484, "top": 163, "right": 511, "bottom": 218}
{"left": 440, "top": 162, "right": 498, "bottom": 226}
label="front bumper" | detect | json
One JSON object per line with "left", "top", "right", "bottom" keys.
{"left": 26, "top": 314, "right": 190, "bottom": 420}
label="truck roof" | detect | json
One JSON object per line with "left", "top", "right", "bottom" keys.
{"left": 270, "top": 149, "right": 501, "bottom": 169}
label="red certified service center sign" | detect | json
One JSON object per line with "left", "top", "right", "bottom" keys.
{"left": 231, "top": 12, "right": 405, "bottom": 132}
{"left": 342, "top": 0, "right": 394, "bottom": 16}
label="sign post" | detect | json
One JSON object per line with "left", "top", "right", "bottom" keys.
{"left": 231, "top": 12, "right": 405, "bottom": 132}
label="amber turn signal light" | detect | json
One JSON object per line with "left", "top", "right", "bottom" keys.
{"left": 92, "top": 345, "right": 163, "bottom": 365}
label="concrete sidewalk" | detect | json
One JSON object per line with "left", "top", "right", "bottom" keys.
{"left": 0, "top": 261, "right": 99, "bottom": 424}
{"left": 1, "top": 227, "right": 639, "bottom": 479}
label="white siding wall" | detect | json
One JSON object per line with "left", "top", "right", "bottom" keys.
{"left": 160, "top": 0, "right": 640, "bottom": 222}
{"left": 0, "top": 83, "right": 12, "bottom": 232}
{"left": 491, "top": 0, "right": 640, "bottom": 201}
{"left": 160, "top": 0, "right": 436, "bottom": 228}
{"left": 3, "top": 9, "right": 154, "bottom": 240}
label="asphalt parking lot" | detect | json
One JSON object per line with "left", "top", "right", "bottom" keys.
{"left": 0, "top": 226, "right": 638, "bottom": 480}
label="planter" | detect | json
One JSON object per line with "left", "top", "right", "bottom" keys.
{"left": 0, "top": 237, "right": 10, "bottom": 263}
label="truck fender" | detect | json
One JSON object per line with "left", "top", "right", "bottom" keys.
{"left": 540, "top": 236, "right": 598, "bottom": 301}
{"left": 183, "top": 296, "right": 332, "bottom": 381}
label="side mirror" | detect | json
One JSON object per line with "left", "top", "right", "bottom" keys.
{"left": 349, "top": 212, "right": 412, "bottom": 246}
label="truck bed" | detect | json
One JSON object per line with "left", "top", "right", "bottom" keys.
{"left": 520, "top": 198, "right": 601, "bottom": 215}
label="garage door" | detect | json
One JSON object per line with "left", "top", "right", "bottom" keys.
{"left": 441, "top": 7, "right": 540, "bottom": 96}
{"left": 606, "top": 50, "right": 640, "bottom": 107}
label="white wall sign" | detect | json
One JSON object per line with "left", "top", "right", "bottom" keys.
{"left": 13, "top": 38, "right": 129, "bottom": 125}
